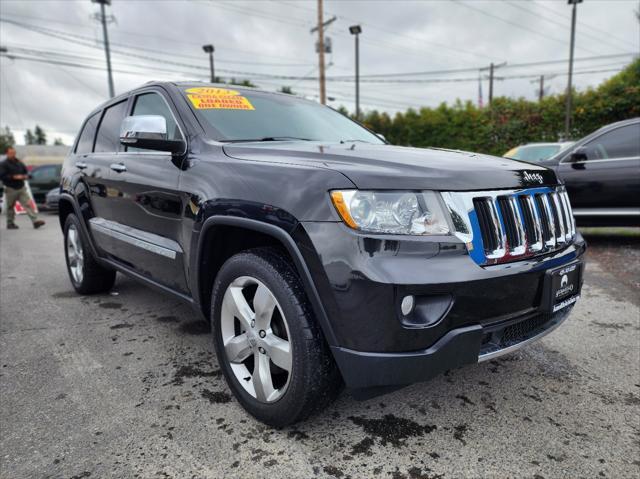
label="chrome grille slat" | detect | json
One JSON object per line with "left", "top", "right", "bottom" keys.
{"left": 537, "top": 194, "right": 557, "bottom": 249}
{"left": 474, "top": 198, "right": 506, "bottom": 259}
{"left": 520, "top": 195, "right": 543, "bottom": 252}
{"left": 557, "top": 191, "right": 572, "bottom": 241}
{"left": 549, "top": 192, "right": 566, "bottom": 244}
{"left": 560, "top": 190, "right": 576, "bottom": 238}
{"left": 508, "top": 196, "right": 527, "bottom": 255}
{"left": 498, "top": 196, "right": 526, "bottom": 256}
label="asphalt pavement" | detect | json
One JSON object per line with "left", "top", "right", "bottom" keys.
{"left": 1, "top": 213, "right": 639, "bottom": 479}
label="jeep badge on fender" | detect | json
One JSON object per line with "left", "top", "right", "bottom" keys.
{"left": 59, "top": 82, "right": 586, "bottom": 426}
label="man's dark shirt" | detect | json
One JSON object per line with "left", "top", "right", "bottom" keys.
{"left": 0, "top": 157, "right": 28, "bottom": 189}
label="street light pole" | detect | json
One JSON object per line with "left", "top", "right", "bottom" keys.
{"left": 349, "top": 25, "right": 362, "bottom": 120}
{"left": 564, "top": 0, "right": 582, "bottom": 139}
{"left": 203, "top": 44, "right": 215, "bottom": 83}
{"left": 92, "top": 0, "right": 114, "bottom": 98}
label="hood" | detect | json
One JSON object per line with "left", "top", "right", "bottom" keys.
{"left": 223, "top": 142, "right": 559, "bottom": 191}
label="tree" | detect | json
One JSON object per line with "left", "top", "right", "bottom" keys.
{"left": 53, "top": 137, "right": 65, "bottom": 146}
{"left": 228, "top": 78, "right": 256, "bottom": 88}
{"left": 279, "top": 86, "right": 295, "bottom": 95}
{"left": 359, "top": 58, "right": 639, "bottom": 155}
{"left": 34, "top": 125, "right": 47, "bottom": 145}
{"left": 336, "top": 105, "right": 350, "bottom": 117}
{"left": 0, "top": 126, "right": 15, "bottom": 153}
{"left": 24, "top": 129, "right": 35, "bottom": 145}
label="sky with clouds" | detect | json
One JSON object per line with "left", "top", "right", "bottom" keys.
{"left": 0, "top": 0, "right": 638, "bottom": 145}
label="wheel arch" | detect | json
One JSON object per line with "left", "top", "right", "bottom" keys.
{"left": 58, "top": 196, "right": 75, "bottom": 229}
{"left": 57, "top": 193, "right": 101, "bottom": 259}
{"left": 195, "top": 216, "right": 338, "bottom": 346}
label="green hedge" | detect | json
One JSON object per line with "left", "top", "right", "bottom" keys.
{"left": 360, "top": 59, "right": 640, "bottom": 156}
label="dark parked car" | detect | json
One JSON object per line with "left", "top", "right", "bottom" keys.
{"left": 29, "top": 163, "right": 62, "bottom": 205}
{"left": 45, "top": 187, "right": 61, "bottom": 211}
{"left": 541, "top": 118, "right": 640, "bottom": 226}
{"left": 59, "top": 82, "right": 585, "bottom": 426}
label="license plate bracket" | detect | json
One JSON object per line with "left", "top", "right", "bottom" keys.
{"left": 541, "top": 260, "right": 583, "bottom": 313}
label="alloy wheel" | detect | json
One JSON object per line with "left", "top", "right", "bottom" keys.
{"left": 220, "top": 276, "right": 292, "bottom": 403}
{"left": 66, "top": 224, "right": 84, "bottom": 284}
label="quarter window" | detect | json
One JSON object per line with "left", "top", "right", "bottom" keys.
{"left": 94, "top": 100, "right": 129, "bottom": 153}
{"left": 75, "top": 112, "right": 100, "bottom": 154}
{"left": 583, "top": 124, "right": 640, "bottom": 160}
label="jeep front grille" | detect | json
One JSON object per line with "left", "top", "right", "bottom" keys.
{"left": 441, "top": 186, "right": 576, "bottom": 265}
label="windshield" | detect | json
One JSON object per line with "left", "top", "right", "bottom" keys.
{"left": 181, "top": 87, "right": 383, "bottom": 144}
{"left": 510, "top": 144, "right": 562, "bottom": 162}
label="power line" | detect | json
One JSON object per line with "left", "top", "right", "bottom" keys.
{"left": 0, "top": 15, "right": 315, "bottom": 67}
{"left": 451, "top": 0, "right": 602, "bottom": 56}
{"left": 2, "top": 50, "right": 625, "bottom": 86}
{"left": 505, "top": 1, "right": 630, "bottom": 53}
{"left": 0, "top": 20, "right": 317, "bottom": 80}
{"left": 276, "top": 0, "right": 496, "bottom": 63}
{"left": 5, "top": 40, "right": 634, "bottom": 86}
{"left": 199, "top": 0, "right": 313, "bottom": 29}
{"left": 323, "top": 53, "right": 635, "bottom": 79}
{"left": 207, "top": 0, "right": 492, "bottom": 66}
{"left": 531, "top": 0, "right": 638, "bottom": 50}
{"left": 0, "top": 61, "right": 25, "bottom": 128}
{"left": 54, "top": 65, "right": 106, "bottom": 97}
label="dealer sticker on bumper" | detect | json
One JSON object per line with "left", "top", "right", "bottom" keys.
{"left": 548, "top": 261, "right": 582, "bottom": 313}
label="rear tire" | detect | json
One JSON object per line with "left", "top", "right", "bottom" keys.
{"left": 211, "top": 247, "right": 342, "bottom": 427}
{"left": 64, "top": 214, "right": 116, "bottom": 294}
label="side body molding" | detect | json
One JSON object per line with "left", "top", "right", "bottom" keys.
{"left": 58, "top": 192, "right": 198, "bottom": 309}
{"left": 194, "top": 215, "right": 338, "bottom": 347}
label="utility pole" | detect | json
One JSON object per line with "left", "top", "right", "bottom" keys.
{"left": 565, "top": 0, "right": 582, "bottom": 139}
{"left": 539, "top": 75, "right": 545, "bottom": 101}
{"left": 317, "top": 0, "right": 326, "bottom": 104}
{"left": 203, "top": 44, "right": 215, "bottom": 82}
{"left": 349, "top": 25, "right": 362, "bottom": 120}
{"left": 485, "top": 62, "right": 506, "bottom": 105}
{"left": 488, "top": 62, "right": 495, "bottom": 104}
{"left": 92, "top": 0, "right": 114, "bottom": 98}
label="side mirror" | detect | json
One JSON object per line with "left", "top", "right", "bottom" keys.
{"left": 376, "top": 133, "right": 387, "bottom": 143}
{"left": 568, "top": 147, "right": 588, "bottom": 163}
{"left": 120, "top": 115, "right": 185, "bottom": 154}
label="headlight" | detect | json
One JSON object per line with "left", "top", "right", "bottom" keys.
{"left": 330, "top": 190, "right": 450, "bottom": 235}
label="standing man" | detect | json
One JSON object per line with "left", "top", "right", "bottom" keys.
{"left": 0, "top": 146, "right": 45, "bottom": 230}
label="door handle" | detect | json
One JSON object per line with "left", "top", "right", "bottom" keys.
{"left": 75, "top": 161, "right": 88, "bottom": 169}
{"left": 110, "top": 163, "right": 127, "bottom": 173}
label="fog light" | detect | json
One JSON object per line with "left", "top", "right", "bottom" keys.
{"left": 399, "top": 294, "right": 454, "bottom": 328}
{"left": 401, "top": 295, "right": 415, "bottom": 316}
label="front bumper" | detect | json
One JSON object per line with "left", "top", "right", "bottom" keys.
{"left": 332, "top": 306, "right": 573, "bottom": 389}
{"left": 296, "top": 221, "right": 586, "bottom": 389}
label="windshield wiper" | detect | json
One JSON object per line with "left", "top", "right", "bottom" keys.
{"left": 340, "top": 139, "right": 371, "bottom": 144}
{"left": 224, "top": 136, "right": 312, "bottom": 143}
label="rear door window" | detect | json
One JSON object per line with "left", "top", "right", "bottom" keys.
{"left": 75, "top": 112, "right": 100, "bottom": 154}
{"left": 94, "top": 100, "right": 129, "bottom": 153}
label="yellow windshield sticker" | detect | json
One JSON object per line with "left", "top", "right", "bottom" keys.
{"left": 185, "top": 87, "right": 254, "bottom": 110}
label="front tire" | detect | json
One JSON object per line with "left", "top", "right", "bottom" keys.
{"left": 211, "top": 247, "right": 342, "bottom": 426}
{"left": 64, "top": 214, "right": 116, "bottom": 294}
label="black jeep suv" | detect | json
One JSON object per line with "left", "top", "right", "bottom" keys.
{"left": 59, "top": 82, "right": 586, "bottom": 426}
